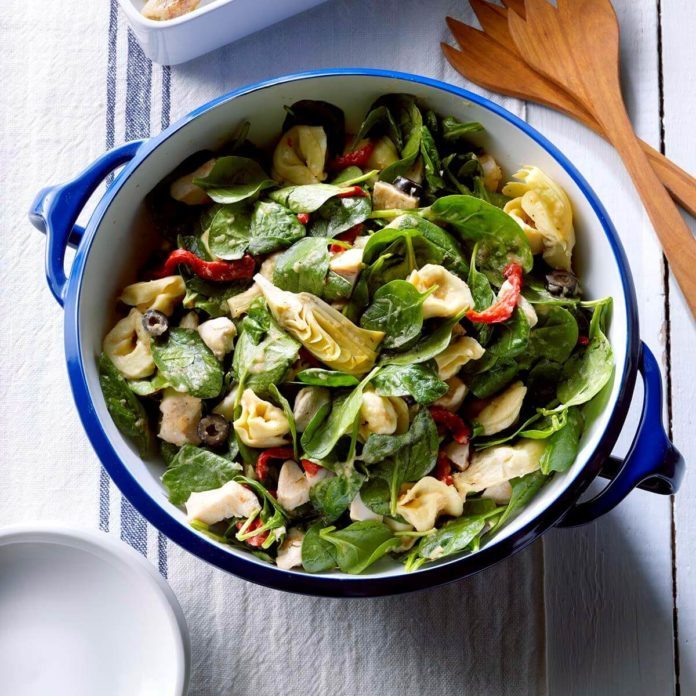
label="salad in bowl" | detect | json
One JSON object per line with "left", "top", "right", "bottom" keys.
{"left": 99, "top": 94, "right": 614, "bottom": 575}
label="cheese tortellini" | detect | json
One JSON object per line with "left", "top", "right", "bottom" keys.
{"left": 407, "top": 264, "right": 474, "bottom": 319}
{"left": 233, "top": 388, "right": 290, "bottom": 448}
{"left": 103, "top": 308, "right": 155, "bottom": 379}
{"left": 272, "top": 125, "right": 328, "bottom": 185}
{"left": 358, "top": 390, "right": 409, "bottom": 440}
{"left": 255, "top": 274, "right": 384, "bottom": 376}
{"left": 453, "top": 439, "right": 546, "bottom": 499}
{"left": 503, "top": 166, "right": 575, "bottom": 271}
{"left": 435, "top": 336, "right": 485, "bottom": 380}
{"left": 119, "top": 275, "right": 186, "bottom": 316}
{"left": 396, "top": 477, "right": 464, "bottom": 532}
{"left": 475, "top": 381, "right": 527, "bottom": 436}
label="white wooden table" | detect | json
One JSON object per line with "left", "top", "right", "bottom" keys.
{"left": 1, "top": 1, "right": 693, "bottom": 693}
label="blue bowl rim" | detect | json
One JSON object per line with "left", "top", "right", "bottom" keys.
{"left": 64, "top": 68, "right": 639, "bottom": 597}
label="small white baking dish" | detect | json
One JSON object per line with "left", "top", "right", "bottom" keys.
{"left": 118, "top": 0, "right": 329, "bottom": 65}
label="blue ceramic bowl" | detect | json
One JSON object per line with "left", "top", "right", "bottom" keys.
{"left": 29, "top": 70, "right": 684, "bottom": 597}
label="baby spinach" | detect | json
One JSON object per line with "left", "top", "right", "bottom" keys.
{"left": 380, "top": 311, "right": 466, "bottom": 366}
{"left": 360, "top": 280, "right": 433, "bottom": 349}
{"left": 441, "top": 116, "right": 484, "bottom": 142}
{"left": 296, "top": 368, "right": 360, "bottom": 388}
{"left": 373, "top": 95, "right": 423, "bottom": 183}
{"left": 127, "top": 372, "right": 170, "bottom": 397}
{"left": 98, "top": 354, "right": 153, "bottom": 456}
{"left": 269, "top": 384, "right": 298, "bottom": 459}
{"left": 526, "top": 359, "right": 564, "bottom": 408}
{"left": 309, "top": 196, "right": 371, "bottom": 238}
{"left": 362, "top": 226, "right": 443, "bottom": 271}
{"left": 528, "top": 305, "right": 579, "bottom": 364}
{"left": 475, "top": 410, "right": 568, "bottom": 450}
{"left": 486, "top": 470, "right": 548, "bottom": 537}
{"left": 272, "top": 237, "right": 329, "bottom": 295}
{"left": 323, "top": 271, "right": 354, "bottom": 301}
{"left": 470, "top": 359, "right": 519, "bottom": 399}
{"left": 282, "top": 99, "right": 346, "bottom": 156}
{"left": 162, "top": 445, "right": 242, "bottom": 505}
{"left": 192, "top": 156, "right": 275, "bottom": 204}
{"left": 371, "top": 362, "right": 448, "bottom": 404}
{"left": 234, "top": 476, "right": 287, "bottom": 545}
{"left": 309, "top": 462, "right": 365, "bottom": 523}
{"left": 540, "top": 408, "right": 584, "bottom": 474}
{"left": 182, "top": 274, "right": 246, "bottom": 318}
{"left": 420, "top": 125, "right": 446, "bottom": 193}
{"left": 426, "top": 195, "right": 533, "bottom": 278}
{"left": 301, "top": 369, "right": 378, "bottom": 459}
{"left": 248, "top": 201, "right": 305, "bottom": 255}
{"left": 206, "top": 205, "right": 251, "bottom": 260}
{"left": 556, "top": 328, "right": 614, "bottom": 408}
{"left": 301, "top": 523, "right": 338, "bottom": 573}
{"left": 319, "top": 520, "right": 400, "bottom": 574}
{"left": 359, "top": 477, "right": 393, "bottom": 516}
{"left": 523, "top": 279, "right": 581, "bottom": 306}
{"left": 467, "top": 249, "right": 496, "bottom": 345}
{"left": 488, "top": 308, "right": 531, "bottom": 360}
{"left": 152, "top": 329, "right": 224, "bottom": 399}
{"left": 352, "top": 104, "right": 402, "bottom": 150}
{"left": 269, "top": 183, "right": 357, "bottom": 213}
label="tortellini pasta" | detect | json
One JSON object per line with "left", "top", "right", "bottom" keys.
{"left": 366, "top": 135, "right": 399, "bottom": 171}
{"left": 453, "top": 439, "right": 546, "bottom": 499}
{"left": 197, "top": 317, "right": 236, "bottom": 360}
{"left": 233, "top": 388, "right": 290, "bottom": 448}
{"left": 433, "top": 376, "right": 468, "bottom": 412}
{"left": 435, "top": 336, "right": 485, "bottom": 380}
{"left": 103, "top": 308, "right": 155, "bottom": 379}
{"left": 407, "top": 264, "right": 474, "bottom": 319}
{"left": 272, "top": 125, "right": 328, "bottom": 185}
{"left": 255, "top": 274, "right": 384, "bottom": 376}
{"left": 502, "top": 166, "right": 575, "bottom": 271}
{"left": 358, "top": 390, "right": 409, "bottom": 441}
{"left": 475, "top": 381, "right": 527, "bottom": 436}
{"left": 293, "top": 386, "right": 330, "bottom": 433}
{"left": 396, "top": 477, "right": 464, "bottom": 532}
{"left": 169, "top": 159, "right": 215, "bottom": 205}
{"left": 119, "top": 275, "right": 186, "bottom": 316}
{"left": 478, "top": 153, "right": 503, "bottom": 192}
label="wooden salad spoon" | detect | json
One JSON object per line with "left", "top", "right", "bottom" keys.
{"left": 509, "top": 0, "right": 696, "bottom": 315}
{"left": 442, "top": 0, "right": 696, "bottom": 219}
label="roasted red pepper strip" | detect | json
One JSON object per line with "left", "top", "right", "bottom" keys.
{"left": 150, "top": 249, "right": 256, "bottom": 282}
{"left": 297, "top": 213, "right": 311, "bottom": 225}
{"left": 330, "top": 141, "right": 375, "bottom": 171}
{"left": 435, "top": 451, "right": 454, "bottom": 486}
{"left": 465, "top": 262, "right": 523, "bottom": 324}
{"left": 329, "top": 223, "right": 364, "bottom": 253}
{"left": 236, "top": 517, "right": 269, "bottom": 548}
{"left": 578, "top": 335, "right": 590, "bottom": 346}
{"left": 301, "top": 459, "right": 321, "bottom": 477}
{"left": 430, "top": 407, "right": 471, "bottom": 445}
{"left": 255, "top": 447, "right": 295, "bottom": 482}
{"left": 336, "top": 185, "right": 369, "bottom": 199}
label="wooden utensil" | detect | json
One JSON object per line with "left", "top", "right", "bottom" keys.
{"left": 442, "top": 0, "right": 696, "bottom": 218}
{"left": 508, "top": 0, "right": 696, "bottom": 315}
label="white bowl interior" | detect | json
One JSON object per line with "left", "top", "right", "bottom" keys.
{"left": 77, "top": 74, "right": 629, "bottom": 579}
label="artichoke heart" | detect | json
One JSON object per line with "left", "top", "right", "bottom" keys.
{"left": 254, "top": 275, "right": 384, "bottom": 375}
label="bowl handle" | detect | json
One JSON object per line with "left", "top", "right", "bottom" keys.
{"left": 28, "top": 140, "right": 145, "bottom": 306}
{"left": 557, "top": 342, "right": 684, "bottom": 527}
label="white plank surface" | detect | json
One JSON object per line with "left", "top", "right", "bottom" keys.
{"left": 0, "top": 0, "right": 692, "bottom": 694}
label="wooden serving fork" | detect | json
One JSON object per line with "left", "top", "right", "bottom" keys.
{"left": 442, "top": 0, "right": 696, "bottom": 219}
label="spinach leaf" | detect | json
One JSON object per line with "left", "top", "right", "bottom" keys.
{"left": 127, "top": 372, "right": 170, "bottom": 397}
{"left": 192, "top": 156, "right": 275, "bottom": 204}
{"left": 233, "top": 299, "right": 300, "bottom": 394}
{"left": 526, "top": 359, "right": 564, "bottom": 408}
{"left": 540, "top": 408, "right": 584, "bottom": 474}
{"left": 359, "top": 477, "right": 393, "bottom": 516}
{"left": 528, "top": 305, "right": 579, "bottom": 364}
{"left": 371, "top": 362, "right": 448, "bottom": 405}
{"left": 442, "top": 152, "right": 479, "bottom": 196}
{"left": 467, "top": 248, "right": 495, "bottom": 345}
{"left": 160, "top": 440, "right": 179, "bottom": 466}
{"left": 486, "top": 470, "right": 548, "bottom": 536}
{"left": 343, "top": 272, "right": 370, "bottom": 323}
{"left": 309, "top": 196, "right": 371, "bottom": 238}
{"left": 488, "top": 308, "right": 530, "bottom": 360}
{"left": 248, "top": 201, "right": 305, "bottom": 255}
{"left": 152, "top": 329, "right": 223, "bottom": 399}
{"left": 269, "top": 384, "right": 298, "bottom": 459}
{"left": 323, "top": 271, "right": 354, "bottom": 302}
{"left": 475, "top": 410, "right": 568, "bottom": 450}
{"left": 269, "top": 183, "right": 356, "bottom": 213}
{"left": 319, "top": 521, "right": 400, "bottom": 574}
{"left": 420, "top": 125, "right": 445, "bottom": 193}
{"left": 360, "top": 279, "right": 433, "bottom": 349}
{"left": 182, "top": 274, "right": 246, "bottom": 318}
{"left": 206, "top": 205, "right": 251, "bottom": 260}
{"left": 405, "top": 515, "right": 490, "bottom": 571}
{"left": 556, "top": 329, "right": 614, "bottom": 408}
{"left": 301, "top": 369, "right": 378, "bottom": 459}
{"left": 98, "top": 353, "right": 153, "bottom": 456}
{"left": 374, "top": 95, "right": 424, "bottom": 183}
{"left": 162, "top": 445, "right": 242, "bottom": 505}
{"left": 427, "top": 195, "right": 533, "bottom": 278}
{"left": 282, "top": 99, "right": 346, "bottom": 156}
{"left": 309, "top": 463, "right": 365, "bottom": 523}
{"left": 380, "top": 311, "right": 466, "bottom": 365}
{"left": 301, "top": 523, "right": 338, "bottom": 573}
{"left": 353, "top": 105, "right": 402, "bottom": 149}
{"left": 234, "top": 476, "right": 287, "bottom": 545}
{"left": 441, "top": 116, "right": 484, "bottom": 142}
{"left": 470, "top": 360, "right": 518, "bottom": 399}
{"left": 272, "top": 237, "right": 329, "bottom": 295}
{"left": 296, "top": 368, "right": 360, "bottom": 388}
{"left": 523, "top": 279, "right": 581, "bottom": 306}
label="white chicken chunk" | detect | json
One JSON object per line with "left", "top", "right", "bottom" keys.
{"left": 276, "top": 461, "right": 311, "bottom": 511}
{"left": 185, "top": 480, "right": 261, "bottom": 525}
{"left": 329, "top": 247, "right": 364, "bottom": 283}
{"left": 276, "top": 528, "right": 305, "bottom": 571}
{"left": 198, "top": 317, "right": 236, "bottom": 360}
{"left": 158, "top": 388, "right": 202, "bottom": 446}
{"left": 372, "top": 180, "right": 419, "bottom": 210}
{"left": 349, "top": 493, "right": 383, "bottom": 523}
{"left": 142, "top": 0, "right": 200, "bottom": 20}
{"left": 169, "top": 158, "right": 214, "bottom": 204}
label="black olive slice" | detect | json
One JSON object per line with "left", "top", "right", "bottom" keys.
{"left": 197, "top": 414, "right": 230, "bottom": 448}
